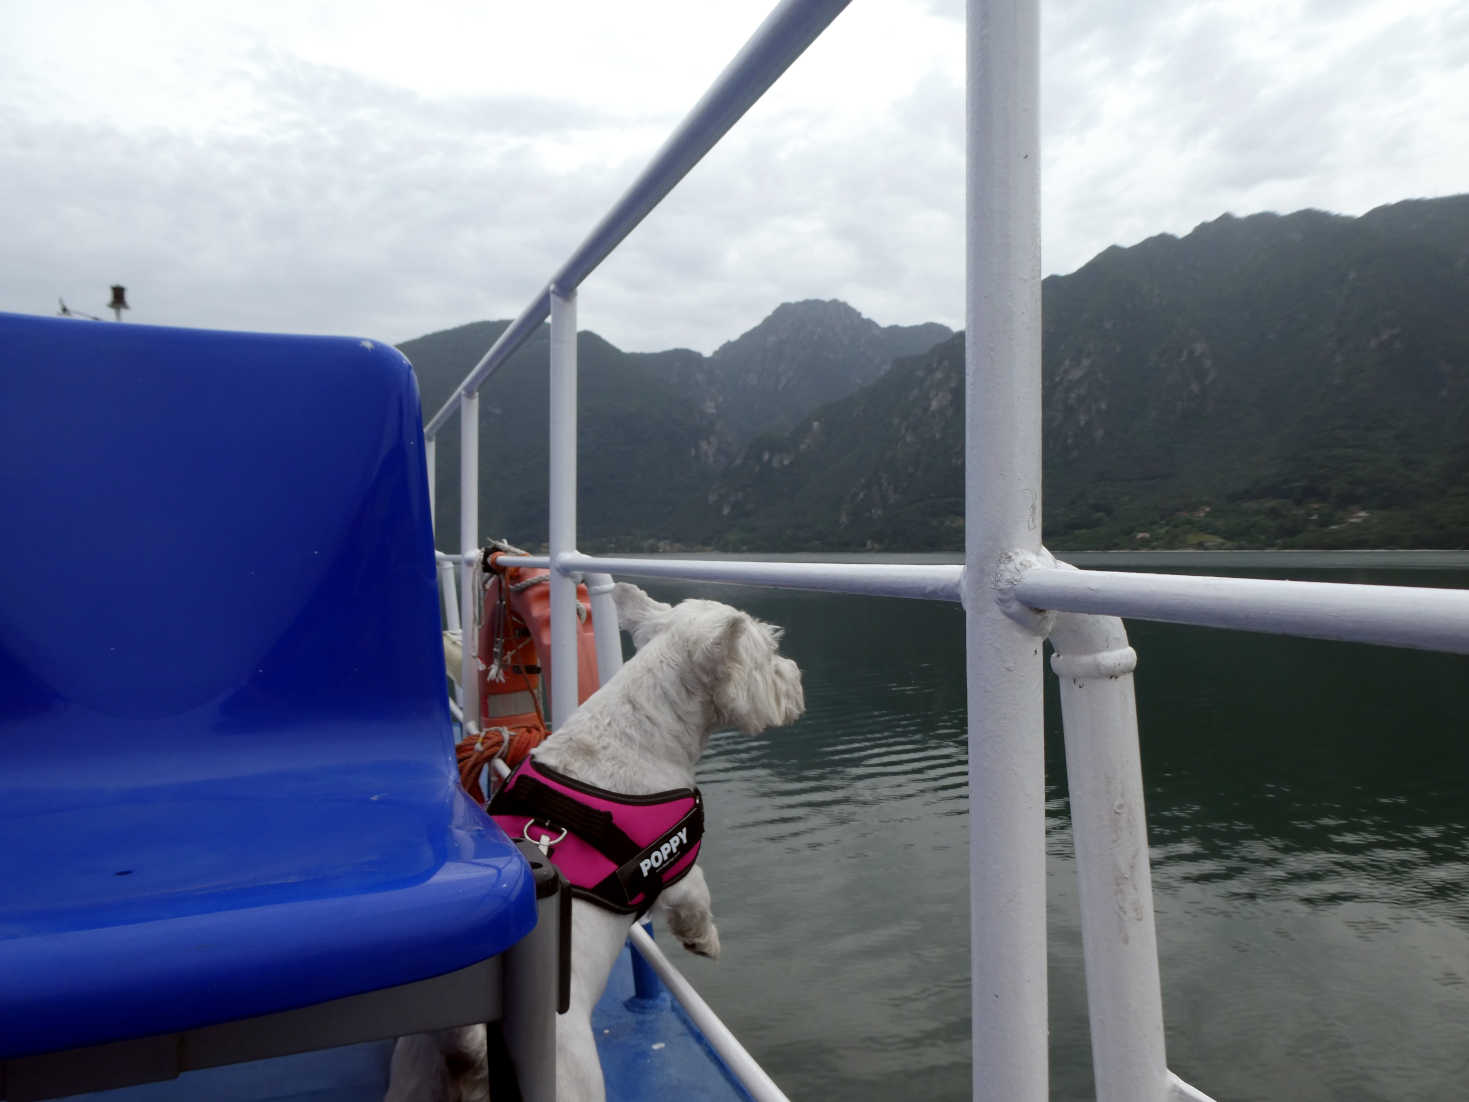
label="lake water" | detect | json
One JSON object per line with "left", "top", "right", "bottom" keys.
{"left": 631, "top": 553, "right": 1469, "bottom": 1101}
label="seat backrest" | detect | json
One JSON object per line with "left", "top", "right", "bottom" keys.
{"left": 0, "top": 312, "right": 451, "bottom": 791}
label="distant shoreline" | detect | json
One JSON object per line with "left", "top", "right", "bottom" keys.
{"left": 608, "top": 548, "right": 1469, "bottom": 570}
{"left": 1062, "top": 549, "right": 1469, "bottom": 570}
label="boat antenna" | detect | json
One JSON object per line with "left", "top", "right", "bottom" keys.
{"left": 58, "top": 297, "right": 103, "bottom": 322}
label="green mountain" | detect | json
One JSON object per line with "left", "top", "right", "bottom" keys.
{"left": 401, "top": 195, "right": 1469, "bottom": 552}
{"left": 692, "top": 333, "right": 967, "bottom": 549}
{"left": 398, "top": 299, "right": 938, "bottom": 549}
{"left": 634, "top": 299, "right": 951, "bottom": 446}
{"left": 694, "top": 196, "right": 1469, "bottom": 550}
{"left": 401, "top": 321, "right": 723, "bottom": 549}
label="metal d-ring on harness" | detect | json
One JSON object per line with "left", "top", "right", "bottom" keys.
{"left": 523, "top": 821, "right": 568, "bottom": 856}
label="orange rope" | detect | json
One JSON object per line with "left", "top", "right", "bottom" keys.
{"left": 454, "top": 547, "right": 558, "bottom": 805}
{"left": 456, "top": 723, "right": 548, "bottom": 805}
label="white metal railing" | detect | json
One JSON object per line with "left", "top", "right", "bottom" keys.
{"left": 420, "top": 1, "right": 1469, "bottom": 1100}
{"left": 555, "top": 553, "right": 962, "bottom": 603}
{"left": 423, "top": 0, "right": 852, "bottom": 740}
{"left": 420, "top": 0, "right": 853, "bottom": 440}
{"left": 1015, "top": 564, "right": 1469, "bottom": 654}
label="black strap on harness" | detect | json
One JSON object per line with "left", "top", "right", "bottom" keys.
{"left": 490, "top": 774, "right": 643, "bottom": 865}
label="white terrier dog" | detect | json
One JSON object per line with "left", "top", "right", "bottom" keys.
{"left": 386, "top": 583, "right": 804, "bottom": 1102}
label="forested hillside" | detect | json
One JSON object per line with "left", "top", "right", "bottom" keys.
{"left": 401, "top": 195, "right": 1469, "bottom": 551}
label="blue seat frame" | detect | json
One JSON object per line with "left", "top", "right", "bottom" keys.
{"left": 0, "top": 314, "right": 551, "bottom": 1097}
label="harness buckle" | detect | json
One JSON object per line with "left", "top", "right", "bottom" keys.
{"left": 523, "top": 820, "right": 568, "bottom": 856}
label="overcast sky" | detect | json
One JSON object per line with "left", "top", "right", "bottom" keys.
{"left": 3, "top": 0, "right": 1465, "bottom": 354}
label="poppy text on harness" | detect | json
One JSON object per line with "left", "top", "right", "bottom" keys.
{"left": 639, "top": 827, "right": 690, "bottom": 878}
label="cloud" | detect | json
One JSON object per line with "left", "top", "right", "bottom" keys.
{"left": 584, "top": 61, "right": 968, "bottom": 350}
{"left": 1, "top": 0, "right": 1464, "bottom": 357}
{"left": 1040, "top": 0, "right": 1469, "bottom": 273}
{"left": 0, "top": 47, "right": 638, "bottom": 343}
{"left": 0, "top": 0, "right": 974, "bottom": 352}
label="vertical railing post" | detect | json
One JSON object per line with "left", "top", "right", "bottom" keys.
{"left": 1050, "top": 610, "right": 1179, "bottom": 1102}
{"left": 440, "top": 558, "right": 462, "bottom": 635}
{"left": 460, "top": 395, "right": 480, "bottom": 734}
{"left": 425, "top": 435, "right": 437, "bottom": 534}
{"left": 964, "top": 1, "right": 1047, "bottom": 1100}
{"left": 584, "top": 572, "right": 624, "bottom": 686}
{"left": 628, "top": 922, "right": 666, "bottom": 1007}
{"left": 548, "top": 285, "right": 579, "bottom": 729}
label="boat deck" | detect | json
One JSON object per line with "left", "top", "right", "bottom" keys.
{"left": 58, "top": 941, "right": 751, "bottom": 1102}
{"left": 593, "top": 943, "right": 752, "bottom": 1101}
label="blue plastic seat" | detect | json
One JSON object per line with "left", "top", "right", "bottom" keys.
{"left": 0, "top": 313, "right": 536, "bottom": 1064}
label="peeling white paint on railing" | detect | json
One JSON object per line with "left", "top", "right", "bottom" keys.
{"left": 962, "top": 0, "right": 1049, "bottom": 1095}
{"left": 1050, "top": 609, "right": 1169, "bottom": 1101}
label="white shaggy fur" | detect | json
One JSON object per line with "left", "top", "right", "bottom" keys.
{"left": 385, "top": 584, "right": 804, "bottom": 1102}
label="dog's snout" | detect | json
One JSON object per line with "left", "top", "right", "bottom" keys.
{"left": 777, "top": 655, "right": 805, "bottom": 722}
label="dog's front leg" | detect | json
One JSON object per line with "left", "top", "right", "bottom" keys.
{"left": 653, "top": 863, "right": 720, "bottom": 959}
{"left": 558, "top": 901, "right": 637, "bottom": 1102}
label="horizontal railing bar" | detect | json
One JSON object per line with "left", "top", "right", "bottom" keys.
{"left": 1016, "top": 567, "right": 1469, "bottom": 655}
{"left": 492, "top": 555, "right": 1469, "bottom": 652}
{"left": 514, "top": 552, "right": 964, "bottom": 601}
{"left": 1064, "top": 549, "right": 1469, "bottom": 571}
{"left": 423, "top": 0, "right": 851, "bottom": 438}
{"left": 499, "top": 554, "right": 550, "bottom": 568}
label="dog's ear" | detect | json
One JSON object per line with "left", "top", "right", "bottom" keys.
{"left": 611, "top": 583, "right": 674, "bottom": 649}
{"left": 708, "top": 610, "right": 805, "bottom": 734}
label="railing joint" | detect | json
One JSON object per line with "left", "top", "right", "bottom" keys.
{"left": 993, "top": 548, "right": 1059, "bottom": 636}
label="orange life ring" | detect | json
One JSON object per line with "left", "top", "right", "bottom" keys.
{"left": 454, "top": 550, "right": 601, "bottom": 803}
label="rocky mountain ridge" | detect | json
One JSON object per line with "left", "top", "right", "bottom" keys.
{"left": 401, "top": 194, "right": 1469, "bottom": 551}
{"left": 399, "top": 298, "right": 938, "bottom": 547}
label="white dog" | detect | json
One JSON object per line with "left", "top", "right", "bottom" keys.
{"left": 386, "top": 583, "right": 804, "bottom": 1102}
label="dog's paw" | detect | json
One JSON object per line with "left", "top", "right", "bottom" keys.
{"left": 656, "top": 865, "right": 722, "bottom": 961}
{"left": 678, "top": 920, "right": 721, "bottom": 960}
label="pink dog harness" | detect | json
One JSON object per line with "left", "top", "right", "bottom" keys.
{"left": 488, "top": 757, "right": 704, "bottom": 915}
